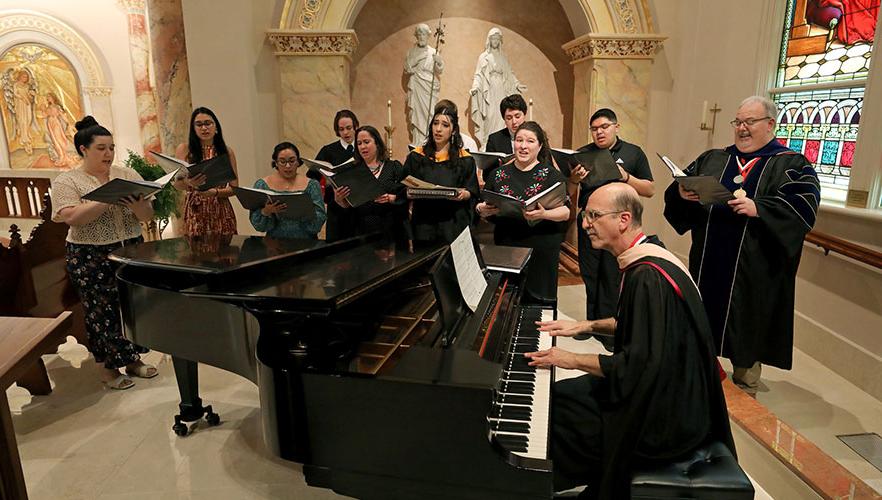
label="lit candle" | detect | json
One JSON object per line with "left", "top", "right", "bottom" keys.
{"left": 529, "top": 98, "right": 534, "bottom": 121}
{"left": 701, "top": 100, "right": 708, "bottom": 126}
{"left": 387, "top": 100, "right": 392, "bottom": 128}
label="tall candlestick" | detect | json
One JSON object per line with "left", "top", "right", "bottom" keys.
{"left": 529, "top": 98, "right": 534, "bottom": 121}
{"left": 387, "top": 100, "right": 392, "bottom": 128}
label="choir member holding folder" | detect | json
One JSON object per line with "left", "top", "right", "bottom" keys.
{"left": 403, "top": 105, "right": 479, "bottom": 244}
{"left": 172, "top": 107, "right": 239, "bottom": 236}
{"left": 247, "top": 142, "right": 326, "bottom": 239}
{"left": 476, "top": 121, "right": 569, "bottom": 301}
{"left": 332, "top": 126, "right": 408, "bottom": 247}
{"left": 315, "top": 110, "right": 359, "bottom": 241}
{"left": 50, "top": 116, "right": 157, "bottom": 390}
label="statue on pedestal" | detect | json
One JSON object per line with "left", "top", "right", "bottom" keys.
{"left": 469, "top": 27, "right": 526, "bottom": 148}
{"left": 404, "top": 24, "right": 444, "bottom": 145}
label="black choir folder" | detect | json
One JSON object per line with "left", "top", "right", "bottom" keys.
{"left": 403, "top": 176, "right": 459, "bottom": 199}
{"left": 481, "top": 181, "right": 567, "bottom": 222}
{"left": 150, "top": 151, "right": 237, "bottom": 191}
{"left": 232, "top": 186, "right": 315, "bottom": 220}
{"left": 303, "top": 157, "right": 384, "bottom": 208}
{"left": 551, "top": 147, "right": 623, "bottom": 187}
{"left": 479, "top": 244, "right": 532, "bottom": 274}
{"left": 470, "top": 151, "right": 514, "bottom": 171}
{"left": 81, "top": 170, "right": 178, "bottom": 204}
{"left": 657, "top": 153, "right": 735, "bottom": 205}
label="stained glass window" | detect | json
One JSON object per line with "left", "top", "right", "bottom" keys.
{"left": 777, "top": 0, "right": 879, "bottom": 87}
{"left": 772, "top": 0, "right": 879, "bottom": 202}
{"left": 774, "top": 87, "right": 863, "bottom": 200}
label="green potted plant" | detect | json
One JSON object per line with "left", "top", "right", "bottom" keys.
{"left": 123, "top": 150, "right": 180, "bottom": 239}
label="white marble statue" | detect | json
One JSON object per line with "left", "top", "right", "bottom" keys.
{"left": 469, "top": 27, "right": 527, "bottom": 148}
{"left": 404, "top": 24, "right": 444, "bottom": 145}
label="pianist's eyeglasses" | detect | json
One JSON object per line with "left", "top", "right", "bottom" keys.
{"left": 579, "top": 208, "right": 625, "bottom": 223}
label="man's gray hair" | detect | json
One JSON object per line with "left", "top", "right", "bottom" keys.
{"left": 612, "top": 187, "right": 643, "bottom": 227}
{"left": 740, "top": 95, "right": 777, "bottom": 120}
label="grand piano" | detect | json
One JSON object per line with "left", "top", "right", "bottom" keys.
{"left": 111, "top": 233, "right": 556, "bottom": 500}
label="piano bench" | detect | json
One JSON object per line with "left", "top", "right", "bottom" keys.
{"left": 555, "top": 441, "right": 755, "bottom": 500}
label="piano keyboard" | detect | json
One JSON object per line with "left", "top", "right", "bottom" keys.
{"left": 489, "top": 307, "right": 555, "bottom": 462}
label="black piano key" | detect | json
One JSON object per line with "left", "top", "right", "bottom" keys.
{"left": 491, "top": 421, "right": 531, "bottom": 433}
{"left": 503, "top": 372, "right": 535, "bottom": 382}
{"left": 495, "top": 434, "right": 529, "bottom": 447}
{"left": 512, "top": 344, "right": 539, "bottom": 353}
{"left": 497, "top": 407, "right": 531, "bottom": 420}
{"left": 501, "top": 381, "right": 535, "bottom": 395}
{"left": 508, "top": 357, "right": 535, "bottom": 372}
{"left": 497, "top": 395, "right": 532, "bottom": 405}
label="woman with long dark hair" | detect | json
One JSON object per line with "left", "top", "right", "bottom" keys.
{"left": 402, "top": 105, "right": 478, "bottom": 244}
{"left": 51, "top": 116, "right": 157, "bottom": 390}
{"left": 250, "top": 141, "right": 326, "bottom": 239}
{"left": 173, "top": 107, "right": 239, "bottom": 236}
{"left": 332, "top": 125, "right": 408, "bottom": 247}
{"left": 476, "top": 121, "right": 569, "bottom": 301}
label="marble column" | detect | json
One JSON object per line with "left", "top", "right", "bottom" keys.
{"left": 83, "top": 86, "right": 115, "bottom": 133}
{"left": 118, "top": 0, "right": 162, "bottom": 156}
{"left": 147, "top": 0, "right": 192, "bottom": 154}
{"left": 563, "top": 34, "right": 665, "bottom": 148}
{"left": 266, "top": 30, "right": 358, "bottom": 157}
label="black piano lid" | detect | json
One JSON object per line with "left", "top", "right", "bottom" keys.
{"left": 109, "top": 234, "right": 330, "bottom": 274}
{"left": 180, "top": 240, "right": 446, "bottom": 308}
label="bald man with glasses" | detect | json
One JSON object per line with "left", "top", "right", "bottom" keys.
{"left": 664, "top": 95, "right": 820, "bottom": 395}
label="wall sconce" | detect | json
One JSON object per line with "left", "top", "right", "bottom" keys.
{"left": 700, "top": 101, "right": 722, "bottom": 134}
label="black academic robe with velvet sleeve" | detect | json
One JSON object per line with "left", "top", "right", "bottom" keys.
{"left": 663, "top": 142, "right": 820, "bottom": 369}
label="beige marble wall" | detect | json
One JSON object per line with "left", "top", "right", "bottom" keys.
{"left": 278, "top": 55, "right": 351, "bottom": 158}
{"left": 573, "top": 58, "right": 652, "bottom": 148}
{"left": 147, "top": 0, "right": 192, "bottom": 153}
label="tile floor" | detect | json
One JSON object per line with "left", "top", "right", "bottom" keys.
{"left": 9, "top": 284, "right": 878, "bottom": 499}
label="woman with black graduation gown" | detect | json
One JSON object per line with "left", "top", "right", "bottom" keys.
{"left": 402, "top": 106, "right": 478, "bottom": 245}
{"left": 476, "top": 121, "right": 569, "bottom": 301}
{"left": 332, "top": 126, "right": 408, "bottom": 248}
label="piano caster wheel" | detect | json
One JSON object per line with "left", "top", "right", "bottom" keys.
{"left": 172, "top": 422, "right": 189, "bottom": 437}
{"left": 205, "top": 410, "right": 220, "bottom": 426}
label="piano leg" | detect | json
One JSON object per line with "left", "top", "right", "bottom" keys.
{"left": 171, "top": 356, "right": 220, "bottom": 436}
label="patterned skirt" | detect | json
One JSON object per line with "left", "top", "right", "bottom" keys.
{"left": 65, "top": 237, "right": 148, "bottom": 369}
{"left": 182, "top": 192, "right": 237, "bottom": 236}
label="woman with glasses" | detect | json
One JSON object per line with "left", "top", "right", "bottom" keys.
{"left": 476, "top": 121, "right": 569, "bottom": 301}
{"left": 250, "top": 141, "right": 326, "bottom": 239}
{"left": 332, "top": 126, "right": 408, "bottom": 247}
{"left": 173, "top": 107, "right": 239, "bottom": 236}
{"left": 403, "top": 105, "right": 479, "bottom": 245}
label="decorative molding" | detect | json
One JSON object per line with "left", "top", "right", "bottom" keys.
{"left": 298, "top": 0, "right": 323, "bottom": 29}
{"left": 0, "top": 11, "right": 106, "bottom": 87}
{"left": 562, "top": 33, "right": 665, "bottom": 63}
{"left": 607, "top": 0, "right": 639, "bottom": 33}
{"left": 83, "top": 86, "right": 113, "bottom": 97}
{"left": 116, "top": 0, "right": 146, "bottom": 14}
{"left": 266, "top": 29, "right": 358, "bottom": 57}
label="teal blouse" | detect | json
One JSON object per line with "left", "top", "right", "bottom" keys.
{"left": 248, "top": 178, "right": 326, "bottom": 239}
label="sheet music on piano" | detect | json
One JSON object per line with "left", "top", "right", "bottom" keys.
{"left": 450, "top": 227, "right": 487, "bottom": 312}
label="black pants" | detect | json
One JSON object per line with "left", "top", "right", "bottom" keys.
{"left": 578, "top": 227, "right": 620, "bottom": 320}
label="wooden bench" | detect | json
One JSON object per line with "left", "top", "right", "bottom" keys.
{"left": 0, "top": 313, "right": 73, "bottom": 500}
{"left": 1, "top": 195, "right": 87, "bottom": 395}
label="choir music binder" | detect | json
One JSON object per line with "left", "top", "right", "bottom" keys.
{"left": 150, "top": 151, "right": 237, "bottom": 191}
{"left": 305, "top": 158, "right": 385, "bottom": 208}
{"left": 480, "top": 181, "right": 567, "bottom": 221}
{"left": 81, "top": 169, "right": 179, "bottom": 204}
{"left": 479, "top": 244, "right": 532, "bottom": 274}
{"left": 402, "top": 176, "right": 460, "bottom": 199}
{"left": 232, "top": 186, "right": 316, "bottom": 220}
{"left": 657, "top": 153, "right": 735, "bottom": 205}
{"left": 551, "top": 147, "right": 622, "bottom": 187}
{"left": 470, "top": 151, "right": 514, "bottom": 171}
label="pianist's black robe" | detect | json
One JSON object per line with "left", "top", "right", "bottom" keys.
{"left": 551, "top": 248, "right": 734, "bottom": 500}
{"left": 314, "top": 140, "right": 356, "bottom": 241}
{"left": 663, "top": 140, "right": 820, "bottom": 369}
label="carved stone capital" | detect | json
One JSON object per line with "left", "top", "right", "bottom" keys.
{"left": 562, "top": 34, "right": 665, "bottom": 63}
{"left": 266, "top": 30, "right": 358, "bottom": 57}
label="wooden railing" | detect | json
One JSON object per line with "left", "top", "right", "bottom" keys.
{"left": 805, "top": 230, "right": 882, "bottom": 271}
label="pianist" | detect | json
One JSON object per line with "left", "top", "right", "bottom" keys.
{"left": 525, "top": 183, "right": 734, "bottom": 499}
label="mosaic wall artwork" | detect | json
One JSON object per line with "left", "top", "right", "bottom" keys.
{"left": 0, "top": 43, "right": 83, "bottom": 169}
